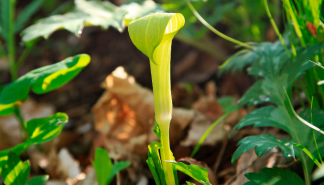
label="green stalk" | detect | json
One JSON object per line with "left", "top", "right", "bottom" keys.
{"left": 263, "top": 0, "right": 291, "bottom": 58}
{"left": 8, "top": 0, "right": 17, "bottom": 80}
{"left": 159, "top": 123, "right": 176, "bottom": 185}
{"left": 186, "top": 0, "right": 252, "bottom": 50}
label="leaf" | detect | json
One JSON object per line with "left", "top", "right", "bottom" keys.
{"left": 153, "top": 119, "right": 161, "bottom": 140}
{"left": 15, "top": 0, "right": 45, "bottom": 32}
{"left": 186, "top": 182, "right": 196, "bottom": 185}
{"left": 107, "top": 161, "right": 131, "bottom": 184}
{"left": 1, "top": 152, "right": 30, "bottom": 185}
{"left": 120, "top": 1, "right": 164, "bottom": 26}
{"left": 233, "top": 42, "right": 324, "bottom": 180}
{"left": 231, "top": 106, "right": 290, "bottom": 135}
{"left": 147, "top": 141, "right": 166, "bottom": 185}
{"left": 128, "top": 13, "right": 184, "bottom": 125}
{"left": 0, "top": 54, "right": 90, "bottom": 116}
{"left": 26, "top": 113, "right": 68, "bottom": 144}
{"left": 22, "top": 0, "right": 127, "bottom": 43}
{"left": 232, "top": 134, "right": 296, "bottom": 162}
{"left": 244, "top": 167, "right": 305, "bottom": 185}
{"left": 219, "top": 40, "right": 286, "bottom": 75}
{"left": 26, "top": 175, "right": 49, "bottom": 185}
{"left": 167, "top": 161, "right": 211, "bottom": 185}
{"left": 92, "top": 148, "right": 112, "bottom": 185}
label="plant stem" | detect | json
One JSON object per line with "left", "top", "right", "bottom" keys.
{"left": 13, "top": 106, "right": 27, "bottom": 140}
{"left": 263, "top": 0, "right": 291, "bottom": 58}
{"left": 186, "top": 0, "right": 252, "bottom": 50}
{"left": 159, "top": 123, "right": 176, "bottom": 185}
{"left": 8, "top": 0, "right": 17, "bottom": 80}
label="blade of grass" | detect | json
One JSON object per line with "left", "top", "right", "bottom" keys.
{"left": 294, "top": 143, "right": 322, "bottom": 168}
{"left": 284, "top": 87, "right": 324, "bottom": 135}
{"left": 186, "top": 0, "right": 252, "bottom": 50}
{"left": 190, "top": 113, "right": 229, "bottom": 158}
{"left": 311, "top": 96, "right": 323, "bottom": 164}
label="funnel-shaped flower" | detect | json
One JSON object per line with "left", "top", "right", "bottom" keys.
{"left": 129, "top": 13, "right": 185, "bottom": 126}
{"left": 128, "top": 13, "right": 185, "bottom": 185}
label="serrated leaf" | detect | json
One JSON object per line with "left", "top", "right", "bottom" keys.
{"left": 233, "top": 42, "right": 324, "bottom": 180}
{"left": 232, "top": 134, "right": 295, "bottom": 162}
{"left": 26, "top": 175, "right": 49, "bottom": 185}
{"left": 26, "top": 113, "right": 68, "bottom": 144}
{"left": 219, "top": 40, "right": 286, "bottom": 75}
{"left": 0, "top": 54, "right": 90, "bottom": 116}
{"left": 1, "top": 152, "right": 30, "bottom": 185}
{"left": 244, "top": 167, "right": 305, "bottom": 185}
{"left": 231, "top": 106, "right": 290, "bottom": 135}
{"left": 92, "top": 148, "right": 112, "bottom": 185}
{"left": 22, "top": 0, "right": 127, "bottom": 43}
{"left": 167, "top": 161, "right": 211, "bottom": 185}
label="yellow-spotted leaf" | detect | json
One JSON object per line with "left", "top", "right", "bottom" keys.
{"left": 0, "top": 54, "right": 90, "bottom": 116}
{"left": 128, "top": 13, "right": 184, "bottom": 126}
{"left": 26, "top": 113, "right": 68, "bottom": 144}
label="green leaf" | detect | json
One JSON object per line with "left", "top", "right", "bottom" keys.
{"left": 1, "top": 152, "right": 30, "bottom": 185}
{"left": 26, "top": 113, "right": 68, "bottom": 144}
{"left": 92, "top": 148, "right": 112, "bottom": 185}
{"left": 26, "top": 175, "right": 49, "bottom": 185}
{"left": 153, "top": 119, "right": 161, "bottom": 140}
{"left": 147, "top": 141, "right": 166, "bottom": 185}
{"left": 218, "top": 96, "right": 238, "bottom": 113}
{"left": 233, "top": 42, "right": 324, "bottom": 180}
{"left": 231, "top": 106, "right": 290, "bottom": 135}
{"left": 232, "top": 134, "right": 295, "bottom": 162}
{"left": 0, "top": 54, "right": 90, "bottom": 116}
{"left": 244, "top": 167, "right": 305, "bottom": 185}
{"left": 167, "top": 161, "right": 211, "bottom": 185}
{"left": 21, "top": 0, "right": 127, "bottom": 43}
{"left": 107, "top": 161, "right": 131, "bottom": 184}
{"left": 186, "top": 182, "right": 196, "bottom": 185}
{"left": 15, "top": 0, "right": 45, "bottom": 32}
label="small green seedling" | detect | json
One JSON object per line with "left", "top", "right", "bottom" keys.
{"left": 92, "top": 148, "right": 131, "bottom": 185}
{"left": 129, "top": 13, "right": 211, "bottom": 185}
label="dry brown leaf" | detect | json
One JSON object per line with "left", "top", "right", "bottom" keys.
{"left": 229, "top": 149, "right": 280, "bottom": 185}
{"left": 57, "top": 148, "right": 81, "bottom": 179}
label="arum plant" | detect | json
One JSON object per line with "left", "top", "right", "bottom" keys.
{"left": 129, "top": 13, "right": 211, "bottom": 185}
{"left": 129, "top": 13, "right": 184, "bottom": 185}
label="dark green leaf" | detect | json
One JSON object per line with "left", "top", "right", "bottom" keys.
{"left": 26, "top": 113, "right": 68, "bottom": 144}
{"left": 167, "top": 161, "right": 211, "bottom": 185}
{"left": 232, "top": 134, "right": 295, "bottom": 162}
{"left": 244, "top": 167, "right": 305, "bottom": 185}
{"left": 0, "top": 54, "right": 90, "bottom": 116}
{"left": 92, "top": 148, "right": 112, "bottom": 185}
{"left": 147, "top": 155, "right": 162, "bottom": 185}
{"left": 26, "top": 175, "right": 49, "bottom": 185}
{"left": 231, "top": 106, "right": 290, "bottom": 135}
{"left": 1, "top": 152, "right": 30, "bottom": 185}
